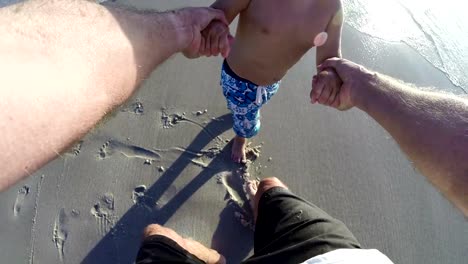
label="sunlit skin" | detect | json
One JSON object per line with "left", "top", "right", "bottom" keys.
{"left": 311, "top": 58, "right": 468, "bottom": 216}
{"left": 0, "top": 1, "right": 229, "bottom": 191}
{"left": 202, "top": 0, "right": 344, "bottom": 163}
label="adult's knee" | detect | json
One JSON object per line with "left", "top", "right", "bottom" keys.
{"left": 142, "top": 224, "right": 180, "bottom": 241}
{"left": 143, "top": 224, "right": 165, "bottom": 239}
{"left": 255, "top": 177, "right": 288, "bottom": 202}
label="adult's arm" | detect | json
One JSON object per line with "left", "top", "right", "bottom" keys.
{"left": 0, "top": 0, "right": 227, "bottom": 191}
{"left": 315, "top": 58, "right": 468, "bottom": 216}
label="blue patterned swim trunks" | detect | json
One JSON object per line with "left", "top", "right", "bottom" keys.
{"left": 220, "top": 61, "right": 280, "bottom": 138}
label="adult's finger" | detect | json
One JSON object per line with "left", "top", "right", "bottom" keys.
{"left": 199, "top": 37, "right": 206, "bottom": 56}
{"left": 200, "top": 29, "right": 210, "bottom": 56}
{"left": 210, "top": 30, "right": 220, "bottom": 56}
{"left": 317, "top": 81, "right": 332, "bottom": 104}
{"left": 331, "top": 96, "right": 341, "bottom": 109}
{"left": 311, "top": 77, "right": 325, "bottom": 103}
{"left": 183, "top": 30, "right": 202, "bottom": 59}
{"left": 326, "top": 71, "right": 342, "bottom": 105}
{"left": 310, "top": 76, "right": 318, "bottom": 103}
{"left": 219, "top": 35, "right": 228, "bottom": 58}
{"left": 221, "top": 34, "right": 234, "bottom": 58}
{"left": 204, "top": 32, "right": 212, "bottom": 56}
{"left": 326, "top": 85, "right": 339, "bottom": 106}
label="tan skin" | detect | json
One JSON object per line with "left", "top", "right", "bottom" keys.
{"left": 142, "top": 224, "right": 226, "bottom": 264}
{"left": 145, "top": 58, "right": 468, "bottom": 258}
{"left": 143, "top": 178, "right": 287, "bottom": 263}
{"left": 201, "top": 0, "right": 344, "bottom": 163}
{"left": 0, "top": 0, "right": 229, "bottom": 191}
{"left": 146, "top": 59, "right": 468, "bottom": 260}
{"left": 312, "top": 58, "right": 468, "bottom": 217}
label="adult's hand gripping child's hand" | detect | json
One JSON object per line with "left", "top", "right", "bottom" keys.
{"left": 200, "top": 21, "right": 234, "bottom": 58}
{"left": 311, "top": 68, "right": 345, "bottom": 109}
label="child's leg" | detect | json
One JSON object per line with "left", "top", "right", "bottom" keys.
{"left": 230, "top": 109, "right": 261, "bottom": 163}
{"left": 220, "top": 69, "right": 257, "bottom": 163}
{"left": 220, "top": 62, "right": 279, "bottom": 163}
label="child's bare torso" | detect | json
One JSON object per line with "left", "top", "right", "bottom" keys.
{"left": 227, "top": 0, "right": 338, "bottom": 85}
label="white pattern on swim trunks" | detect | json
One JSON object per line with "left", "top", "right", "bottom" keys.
{"left": 220, "top": 66, "right": 280, "bottom": 138}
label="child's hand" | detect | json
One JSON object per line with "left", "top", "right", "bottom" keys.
{"left": 310, "top": 68, "right": 345, "bottom": 109}
{"left": 200, "top": 21, "right": 234, "bottom": 58}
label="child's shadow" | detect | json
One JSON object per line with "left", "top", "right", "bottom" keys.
{"left": 82, "top": 114, "right": 253, "bottom": 264}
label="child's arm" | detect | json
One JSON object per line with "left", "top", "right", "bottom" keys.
{"left": 211, "top": 0, "right": 252, "bottom": 24}
{"left": 316, "top": 1, "right": 344, "bottom": 65}
{"left": 311, "top": 1, "right": 344, "bottom": 105}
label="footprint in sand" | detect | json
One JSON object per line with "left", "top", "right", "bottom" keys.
{"left": 121, "top": 100, "right": 144, "bottom": 115}
{"left": 98, "top": 141, "right": 115, "bottom": 159}
{"left": 71, "top": 209, "right": 80, "bottom": 218}
{"left": 132, "top": 185, "right": 147, "bottom": 205}
{"left": 98, "top": 140, "right": 161, "bottom": 163}
{"left": 243, "top": 180, "right": 259, "bottom": 214}
{"left": 13, "top": 185, "right": 30, "bottom": 217}
{"left": 236, "top": 180, "right": 259, "bottom": 230}
{"left": 132, "top": 184, "right": 177, "bottom": 210}
{"left": 217, "top": 172, "right": 247, "bottom": 207}
{"left": 132, "top": 185, "right": 156, "bottom": 210}
{"left": 245, "top": 143, "right": 262, "bottom": 162}
{"left": 90, "top": 193, "right": 115, "bottom": 236}
{"left": 217, "top": 171, "right": 259, "bottom": 230}
{"left": 52, "top": 208, "right": 68, "bottom": 262}
{"left": 160, "top": 108, "right": 224, "bottom": 142}
{"left": 215, "top": 143, "right": 263, "bottom": 230}
{"left": 65, "top": 140, "right": 83, "bottom": 157}
{"left": 161, "top": 110, "right": 186, "bottom": 129}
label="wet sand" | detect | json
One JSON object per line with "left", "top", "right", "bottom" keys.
{"left": 0, "top": 1, "right": 467, "bottom": 264}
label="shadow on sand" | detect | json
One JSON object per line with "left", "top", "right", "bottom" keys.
{"left": 82, "top": 114, "right": 253, "bottom": 264}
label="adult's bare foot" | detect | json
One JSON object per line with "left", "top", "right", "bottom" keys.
{"left": 232, "top": 136, "right": 247, "bottom": 163}
{"left": 142, "top": 224, "right": 226, "bottom": 264}
{"left": 244, "top": 179, "right": 259, "bottom": 221}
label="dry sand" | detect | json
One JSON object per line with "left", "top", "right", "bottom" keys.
{"left": 0, "top": 0, "right": 467, "bottom": 264}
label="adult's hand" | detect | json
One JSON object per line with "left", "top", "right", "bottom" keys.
{"left": 311, "top": 69, "right": 343, "bottom": 107}
{"left": 200, "top": 21, "right": 234, "bottom": 58}
{"left": 174, "top": 7, "right": 230, "bottom": 58}
{"left": 313, "top": 57, "right": 468, "bottom": 217}
{"left": 312, "top": 57, "right": 376, "bottom": 111}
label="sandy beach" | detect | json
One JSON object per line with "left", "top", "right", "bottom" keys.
{"left": 0, "top": 0, "right": 467, "bottom": 264}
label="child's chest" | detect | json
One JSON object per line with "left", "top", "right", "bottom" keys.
{"left": 242, "top": 0, "right": 331, "bottom": 44}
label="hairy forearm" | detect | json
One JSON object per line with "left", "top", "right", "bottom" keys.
{"left": 356, "top": 74, "right": 468, "bottom": 216}
{"left": 0, "top": 0, "right": 190, "bottom": 190}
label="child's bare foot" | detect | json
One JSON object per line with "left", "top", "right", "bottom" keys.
{"left": 244, "top": 179, "right": 259, "bottom": 221}
{"left": 232, "top": 136, "right": 247, "bottom": 163}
